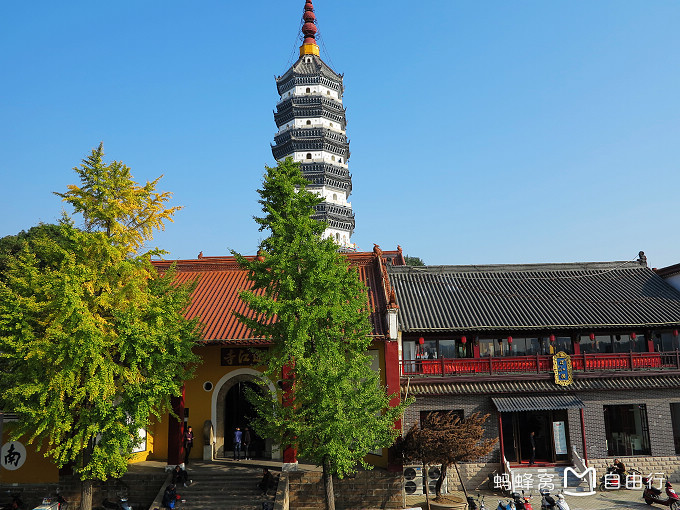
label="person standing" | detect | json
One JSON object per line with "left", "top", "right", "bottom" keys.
{"left": 243, "top": 427, "right": 252, "bottom": 460}
{"left": 529, "top": 431, "right": 536, "bottom": 465}
{"left": 183, "top": 425, "right": 194, "bottom": 465}
{"left": 233, "top": 427, "right": 243, "bottom": 460}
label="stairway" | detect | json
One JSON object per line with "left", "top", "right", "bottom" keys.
{"left": 177, "top": 463, "right": 277, "bottom": 510}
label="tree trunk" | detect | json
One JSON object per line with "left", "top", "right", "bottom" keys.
{"left": 453, "top": 462, "right": 469, "bottom": 500}
{"left": 322, "top": 455, "right": 336, "bottom": 510}
{"left": 435, "top": 463, "right": 447, "bottom": 499}
{"left": 81, "top": 479, "right": 93, "bottom": 510}
{"left": 423, "top": 462, "right": 431, "bottom": 510}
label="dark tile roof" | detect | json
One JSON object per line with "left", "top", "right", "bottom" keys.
{"left": 152, "top": 248, "right": 404, "bottom": 344}
{"left": 403, "top": 374, "right": 680, "bottom": 396}
{"left": 387, "top": 261, "right": 680, "bottom": 333}
{"left": 491, "top": 394, "right": 585, "bottom": 412}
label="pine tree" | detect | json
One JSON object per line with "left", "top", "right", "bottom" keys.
{"left": 233, "top": 158, "right": 407, "bottom": 510}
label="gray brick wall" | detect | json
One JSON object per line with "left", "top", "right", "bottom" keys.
{"left": 403, "top": 386, "right": 680, "bottom": 490}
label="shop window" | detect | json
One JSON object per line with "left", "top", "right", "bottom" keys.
{"left": 420, "top": 410, "right": 464, "bottom": 428}
{"left": 655, "top": 331, "right": 680, "bottom": 352}
{"left": 603, "top": 404, "right": 651, "bottom": 456}
{"left": 671, "top": 404, "right": 680, "bottom": 454}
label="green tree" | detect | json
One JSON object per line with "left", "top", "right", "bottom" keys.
{"left": 233, "top": 158, "right": 408, "bottom": 510}
{"left": 0, "top": 145, "right": 200, "bottom": 510}
{"left": 404, "top": 255, "right": 425, "bottom": 266}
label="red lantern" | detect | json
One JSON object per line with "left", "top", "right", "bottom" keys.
{"left": 549, "top": 334, "right": 555, "bottom": 342}
{"left": 631, "top": 332, "right": 637, "bottom": 340}
{"left": 418, "top": 337, "right": 425, "bottom": 345}
{"left": 589, "top": 333, "right": 595, "bottom": 341}
{"left": 507, "top": 336, "right": 513, "bottom": 344}
{"left": 461, "top": 336, "right": 467, "bottom": 344}
{"left": 674, "top": 330, "right": 679, "bottom": 337}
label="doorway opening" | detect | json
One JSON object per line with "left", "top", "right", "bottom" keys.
{"left": 224, "top": 380, "right": 268, "bottom": 459}
{"left": 501, "top": 410, "right": 571, "bottom": 465}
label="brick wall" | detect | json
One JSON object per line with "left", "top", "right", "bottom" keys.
{"left": 403, "top": 387, "right": 680, "bottom": 491}
{"left": 0, "top": 471, "right": 167, "bottom": 510}
{"left": 288, "top": 470, "right": 404, "bottom": 510}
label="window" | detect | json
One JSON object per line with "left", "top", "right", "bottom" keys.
{"left": 338, "top": 158, "right": 342, "bottom": 163}
{"left": 332, "top": 193, "right": 337, "bottom": 201}
{"left": 671, "top": 404, "right": 680, "bottom": 454}
{"left": 654, "top": 331, "right": 680, "bottom": 352}
{"left": 330, "top": 122, "right": 334, "bottom": 128}
{"left": 305, "top": 87, "right": 311, "bottom": 94}
{"left": 331, "top": 156, "right": 335, "bottom": 161}
{"left": 306, "top": 120, "right": 311, "bottom": 125}
{"left": 603, "top": 404, "right": 651, "bottom": 456}
{"left": 306, "top": 153, "right": 312, "bottom": 159}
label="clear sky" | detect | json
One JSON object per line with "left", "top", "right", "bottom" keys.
{"left": 2, "top": 1, "right": 679, "bottom": 268}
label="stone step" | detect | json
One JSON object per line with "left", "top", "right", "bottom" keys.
{"left": 173, "top": 467, "right": 276, "bottom": 510}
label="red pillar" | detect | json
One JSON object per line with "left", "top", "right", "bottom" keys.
{"left": 384, "top": 340, "right": 402, "bottom": 472}
{"left": 167, "top": 385, "right": 185, "bottom": 466}
{"left": 282, "top": 364, "right": 297, "bottom": 465}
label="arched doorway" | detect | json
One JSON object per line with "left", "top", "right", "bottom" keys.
{"left": 212, "top": 369, "right": 279, "bottom": 460}
{"left": 224, "top": 380, "right": 266, "bottom": 459}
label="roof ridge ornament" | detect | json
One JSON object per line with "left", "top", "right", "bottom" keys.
{"left": 300, "top": 0, "right": 320, "bottom": 57}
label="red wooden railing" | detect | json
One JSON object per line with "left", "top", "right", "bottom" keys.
{"left": 400, "top": 350, "right": 680, "bottom": 377}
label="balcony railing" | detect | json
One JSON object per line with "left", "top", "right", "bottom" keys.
{"left": 400, "top": 351, "right": 680, "bottom": 377}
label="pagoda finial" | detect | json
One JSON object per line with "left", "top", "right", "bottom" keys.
{"left": 300, "top": 0, "right": 320, "bottom": 57}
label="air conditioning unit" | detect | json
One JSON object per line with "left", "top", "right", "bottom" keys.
{"left": 403, "top": 465, "right": 424, "bottom": 495}
{"left": 426, "top": 465, "right": 448, "bottom": 495}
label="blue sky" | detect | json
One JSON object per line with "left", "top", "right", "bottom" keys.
{"left": 2, "top": 1, "right": 679, "bottom": 268}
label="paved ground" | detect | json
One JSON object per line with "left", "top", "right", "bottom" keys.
{"left": 404, "top": 487, "right": 661, "bottom": 510}
{"left": 135, "top": 460, "right": 662, "bottom": 509}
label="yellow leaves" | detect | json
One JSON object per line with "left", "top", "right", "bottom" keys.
{"left": 56, "top": 143, "right": 182, "bottom": 256}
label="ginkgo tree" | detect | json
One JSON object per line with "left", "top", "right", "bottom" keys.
{"left": 0, "top": 144, "right": 200, "bottom": 510}
{"left": 233, "top": 158, "right": 408, "bottom": 510}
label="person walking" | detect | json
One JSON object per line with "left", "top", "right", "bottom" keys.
{"left": 183, "top": 425, "right": 194, "bottom": 465}
{"left": 243, "top": 427, "right": 252, "bottom": 460}
{"left": 529, "top": 431, "right": 536, "bottom": 465}
{"left": 233, "top": 427, "right": 243, "bottom": 460}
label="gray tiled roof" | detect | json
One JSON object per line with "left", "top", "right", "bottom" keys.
{"left": 387, "top": 261, "right": 680, "bottom": 333}
{"left": 492, "top": 394, "right": 585, "bottom": 412}
{"left": 277, "top": 54, "right": 343, "bottom": 86}
{"left": 403, "top": 374, "right": 680, "bottom": 396}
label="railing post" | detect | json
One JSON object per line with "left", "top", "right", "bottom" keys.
{"left": 676, "top": 349, "right": 679, "bottom": 369}
{"left": 629, "top": 350, "right": 634, "bottom": 370}
{"left": 536, "top": 352, "right": 541, "bottom": 373}
{"left": 441, "top": 356, "right": 446, "bottom": 377}
{"left": 489, "top": 356, "right": 493, "bottom": 375}
{"left": 583, "top": 352, "right": 587, "bottom": 372}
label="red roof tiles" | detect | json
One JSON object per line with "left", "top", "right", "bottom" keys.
{"left": 153, "top": 247, "right": 405, "bottom": 345}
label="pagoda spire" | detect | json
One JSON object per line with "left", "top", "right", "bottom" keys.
{"left": 300, "top": 0, "right": 320, "bottom": 57}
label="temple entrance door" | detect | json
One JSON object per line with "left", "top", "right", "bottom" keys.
{"left": 515, "top": 410, "right": 570, "bottom": 464}
{"left": 224, "top": 380, "right": 266, "bottom": 459}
